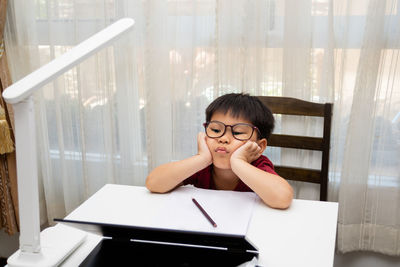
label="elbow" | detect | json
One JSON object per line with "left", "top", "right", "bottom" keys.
{"left": 145, "top": 176, "right": 154, "bottom": 192}
{"left": 282, "top": 187, "right": 294, "bottom": 209}
{"left": 146, "top": 172, "right": 179, "bottom": 194}
{"left": 276, "top": 193, "right": 293, "bottom": 209}
{"left": 268, "top": 187, "right": 294, "bottom": 210}
{"left": 145, "top": 175, "right": 163, "bottom": 193}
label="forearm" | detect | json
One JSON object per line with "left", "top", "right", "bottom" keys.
{"left": 231, "top": 159, "right": 293, "bottom": 209}
{"left": 146, "top": 155, "right": 210, "bottom": 193}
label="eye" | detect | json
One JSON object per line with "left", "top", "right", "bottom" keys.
{"left": 232, "top": 131, "right": 245, "bottom": 135}
{"left": 211, "top": 128, "right": 221, "bottom": 133}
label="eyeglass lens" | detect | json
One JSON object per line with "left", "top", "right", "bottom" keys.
{"left": 205, "top": 121, "right": 254, "bottom": 140}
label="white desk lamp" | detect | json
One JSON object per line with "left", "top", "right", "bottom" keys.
{"left": 3, "top": 18, "right": 134, "bottom": 267}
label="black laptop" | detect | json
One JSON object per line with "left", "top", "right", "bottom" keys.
{"left": 55, "top": 218, "right": 258, "bottom": 267}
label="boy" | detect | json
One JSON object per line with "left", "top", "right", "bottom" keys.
{"left": 146, "top": 93, "right": 293, "bottom": 209}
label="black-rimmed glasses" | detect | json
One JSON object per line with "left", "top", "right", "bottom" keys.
{"left": 203, "top": 121, "right": 259, "bottom": 141}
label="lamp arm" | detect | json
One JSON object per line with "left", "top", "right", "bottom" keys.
{"left": 13, "top": 97, "right": 40, "bottom": 253}
{"left": 3, "top": 18, "right": 134, "bottom": 104}
{"left": 3, "top": 18, "right": 134, "bottom": 266}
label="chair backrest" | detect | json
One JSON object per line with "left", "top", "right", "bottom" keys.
{"left": 257, "top": 96, "right": 333, "bottom": 201}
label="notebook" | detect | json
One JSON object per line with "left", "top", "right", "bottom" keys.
{"left": 64, "top": 184, "right": 258, "bottom": 236}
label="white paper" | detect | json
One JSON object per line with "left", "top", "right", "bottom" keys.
{"left": 66, "top": 184, "right": 257, "bottom": 236}
{"left": 153, "top": 186, "right": 258, "bottom": 235}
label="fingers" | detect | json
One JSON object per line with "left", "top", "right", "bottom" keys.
{"left": 244, "top": 140, "right": 261, "bottom": 152}
{"left": 244, "top": 141, "right": 263, "bottom": 160}
{"left": 232, "top": 141, "right": 262, "bottom": 163}
{"left": 198, "top": 132, "right": 209, "bottom": 145}
{"left": 197, "top": 132, "right": 212, "bottom": 165}
{"left": 197, "top": 131, "right": 206, "bottom": 140}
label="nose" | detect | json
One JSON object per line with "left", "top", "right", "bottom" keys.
{"left": 218, "top": 135, "right": 229, "bottom": 144}
{"left": 218, "top": 126, "right": 233, "bottom": 143}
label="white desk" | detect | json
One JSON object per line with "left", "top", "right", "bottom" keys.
{"left": 54, "top": 184, "right": 338, "bottom": 267}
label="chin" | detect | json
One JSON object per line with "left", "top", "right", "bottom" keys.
{"left": 212, "top": 159, "right": 231, "bottom": 170}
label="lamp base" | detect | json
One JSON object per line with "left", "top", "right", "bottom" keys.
{"left": 7, "top": 224, "right": 86, "bottom": 267}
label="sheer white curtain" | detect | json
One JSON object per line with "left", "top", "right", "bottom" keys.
{"left": 4, "top": 0, "right": 400, "bottom": 256}
{"left": 4, "top": 0, "right": 147, "bottom": 223}
{"left": 332, "top": 0, "right": 400, "bottom": 255}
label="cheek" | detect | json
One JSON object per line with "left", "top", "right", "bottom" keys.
{"left": 232, "top": 140, "right": 246, "bottom": 150}
{"left": 205, "top": 138, "right": 213, "bottom": 150}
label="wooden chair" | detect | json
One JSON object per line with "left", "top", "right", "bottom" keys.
{"left": 257, "top": 96, "right": 333, "bottom": 201}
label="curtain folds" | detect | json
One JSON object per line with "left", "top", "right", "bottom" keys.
{"left": 335, "top": 0, "right": 400, "bottom": 255}
{"left": 0, "top": 0, "right": 18, "bottom": 235}
{"left": 4, "top": 0, "right": 400, "bottom": 255}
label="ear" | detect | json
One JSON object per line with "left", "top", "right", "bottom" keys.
{"left": 256, "top": 138, "right": 267, "bottom": 153}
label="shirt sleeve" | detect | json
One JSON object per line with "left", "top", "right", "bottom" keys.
{"left": 183, "top": 174, "right": 197, "bottom": 185}
{"left": 253, "top": 155, "right": 278, "bottom": 175}
{"left": 182, "top": 166, "right": 212, "bottom": 189}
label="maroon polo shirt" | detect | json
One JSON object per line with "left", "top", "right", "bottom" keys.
{"left": 183, "top": 155, "right": 277, "bottom": 192}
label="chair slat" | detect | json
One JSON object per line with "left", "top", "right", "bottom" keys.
{"left": 274, "top": 166, "right": 321, "bottom": 184}
{"left": 268, "top": 134, "right": 324, "bottom": 150}
{"left": 257, "top": 96, "right": 333, "bottom": 201}
{"left": 258, "top": 96, "right": 325, "bottom": 116}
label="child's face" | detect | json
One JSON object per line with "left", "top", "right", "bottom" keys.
{"left": 206, "top": 112, "right": 260, "bottom": 170}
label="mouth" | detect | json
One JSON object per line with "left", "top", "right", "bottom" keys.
{"left": 215, "top": 147, "right": 229, "bottom": 153}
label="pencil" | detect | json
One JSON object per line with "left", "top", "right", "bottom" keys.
{"left": 192, "top": 198, "right": 217, "bottom": 228}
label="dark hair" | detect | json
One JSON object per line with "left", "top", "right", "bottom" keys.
{"left": 205, "top": 93, "right": 275, "bottom": 140}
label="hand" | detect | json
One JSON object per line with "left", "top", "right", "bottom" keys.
{"left": 231, "top": 141, "right": 262, "bottom": 164}
{"left": 197, "top": 132, "right": 212, "bottom": 165}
